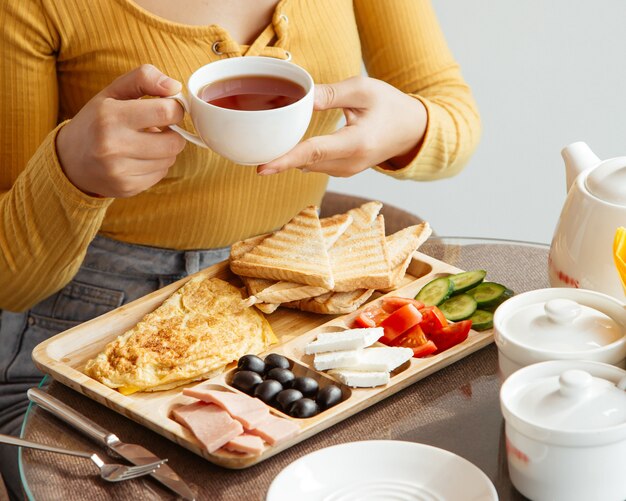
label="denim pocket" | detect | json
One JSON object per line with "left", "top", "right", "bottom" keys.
{"left": 2, "top": 313, "right": 79, "bottom": 383}
{"left": 51, "top": 280, "right": 124, "bottom": 323}
{"left": 1, "top": 280, "right": 124, "bottom": 384}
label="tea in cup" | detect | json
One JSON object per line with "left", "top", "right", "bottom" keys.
{"left": 168, "top": 56, "right": 314, "bottom": 165}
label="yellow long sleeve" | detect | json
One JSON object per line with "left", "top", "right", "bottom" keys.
{"left": 355, "top": 0, "right": 481, "bottom": 179}
{"left": 0, "top": 0, "right": 480, "bottom": 311}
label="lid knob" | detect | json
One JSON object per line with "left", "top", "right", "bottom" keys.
{"left": 559, "top": 369, "right": 592, "bottom": 398}
{"left": 544, "top": 299, "right": 581, "bottom": 324}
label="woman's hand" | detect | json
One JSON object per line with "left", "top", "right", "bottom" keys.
{"left": 257, "top": 76, "right": 427, "bottom": 177}
{"left": 56, "top": 64, "right": 187, "bottom": 198}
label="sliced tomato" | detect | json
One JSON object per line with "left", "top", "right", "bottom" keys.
{"left": 393, "top": 325, "right": 437, "bottom": 358}
{"left": 353, "top": 306, "right": 389, "bottom": 329}
{"left": 427, "top": 320, "right": 472, "bottom": 354}
{"left": 419, "top": 306, "right": 449, "bottom": 334}
{"left": 409, "top": 340, "right": 438, "bottom": 358}
{"left": 392, "top": 323, "right": 428, "bottom": 347}
{"left": 379, "top": 303, "right": 423, "bottom": 343}
{"left": 381, "top": 296, "right": 425, "bottom": 314}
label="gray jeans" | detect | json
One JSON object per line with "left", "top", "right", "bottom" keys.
{"left": 0, "top": 235, "right": 229, "bottom": 499}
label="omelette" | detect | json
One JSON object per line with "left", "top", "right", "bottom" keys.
{"left": 84, "top": 276, "right": 276, "bottom": 394}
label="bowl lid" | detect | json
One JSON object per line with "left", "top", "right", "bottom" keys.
{"left": 509, "top": 368, "right": 626, "bottom": 431}
{"left": 501, "top": 297, "right": 622, "bottom": 353}
{"left": 501, "top": 360, "right": 626, "bottom": 446}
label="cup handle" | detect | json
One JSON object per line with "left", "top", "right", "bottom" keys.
{"left": 166, "top": 92, "right": 208, "bottom": 149}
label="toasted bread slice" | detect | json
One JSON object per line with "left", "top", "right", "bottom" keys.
{"left": 245, "top": 280, "right": 329, "bottom": 305}
{"left": 288, "top": 222, "right": 432, "bottom": 312}
{"left": 349, "top": 201, "right": 383, "bottom": 226}
{"left": 320, "top": 213, "right": 353, "bottom": 249}
{"left": 283, "top": 288, "right": 375, "bottom": 314}
{"left": 384, "top": 222, "right": 432, "bottom": 289}
{"left": 253, "top": 302, "right": 281, "bottom": 314}
{"left": 240, "top": 212, "right": 353, "bottom": 307}
{"left": 331, "top": 212, "right": 392, "bottom": 292}
{"left": 230, "top": 234, "right": 267, "bottom": 260}
{"left": 230, "top": 206, "right": 334, "bottom": 289}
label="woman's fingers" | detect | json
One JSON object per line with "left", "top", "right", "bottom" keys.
{"left": 102, "top": 64, "right": 182, "bottom": 101}
{"left": 125, "top": 128, "right": 187, "bottom": 160}
{"left": 314, "top": 77, "right": 373, "bottom": 111}
{"left": 257, "top": 76, "right": 428, "bottom": 179}
{"left": 258, "top": 126, "right": 364, "bottom": 175}
{"left": 56, "top": 65, "right": 189, "bottom": 198}
{"left": 118, "top": 97, "right": 185, "bottom": 130}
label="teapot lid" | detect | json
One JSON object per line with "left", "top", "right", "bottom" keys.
{"left": 586, "top": 159, "right": 626, "bottom": 206}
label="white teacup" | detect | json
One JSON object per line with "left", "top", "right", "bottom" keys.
{"left": 169, "top": 56, "right": 314, "bottom": 165}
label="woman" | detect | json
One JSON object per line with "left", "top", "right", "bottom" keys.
{"left": 0, "top": 0, "right": 480, "bottom": 496}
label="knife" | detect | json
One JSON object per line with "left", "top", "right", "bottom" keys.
{"left": 27, "top": 388, "right": 195, "bottom": 500}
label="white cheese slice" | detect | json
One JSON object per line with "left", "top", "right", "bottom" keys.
{"left": 304, "top": 327, "right": 383, "bottom": 355}
{"left": 313, "top": 349, "right": 362, "bottom": 371}
{"left": 314, "top": 346, "right": 413, "bottom": 372}
{"left": 355, "top": 347, "right": 414, "bottom": 372}
{"left": 328, "top": 369, "right": 390, "bottom": 388}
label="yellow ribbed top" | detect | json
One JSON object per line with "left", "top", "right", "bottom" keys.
{"left": 0, "top": 0, "right": 480, "bottom": 311}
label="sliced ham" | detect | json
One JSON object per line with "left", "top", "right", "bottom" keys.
{"left": 223, "top": 433, "right": 266, "bottom": 455}
{"left": 249, "top": 414, "right": 300, "bottom": 446}
{"left": 182, "top": 387, "right": 270, "bottom": 430}
{"left": 172, "top": 401, "right": 243, "bottom": 453}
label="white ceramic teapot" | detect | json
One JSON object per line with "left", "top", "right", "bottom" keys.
{"left": 548, "top": 142, "right": 626, "bottom": 299}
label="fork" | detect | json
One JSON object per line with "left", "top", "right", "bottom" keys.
{"left": 0, "top": 433, "right": 166, "bottom": 482}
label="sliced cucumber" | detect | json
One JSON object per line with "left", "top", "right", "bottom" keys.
{"left": 415, "top": 277, "right": 453, "bottom": 306}
{"left": 439, "top": 294, "right": 477, "bottom": 321}
{"left": 467, "top": 282, "right": 512, "bottom": 308}
{"left": 469, "top": 309, "right": 494, "bottom": 331}
{"left": 448, "top": 270, "right": 487, "bottom": 294}
{"left": 480, "top": 288, "right": 515, "bottom": 312}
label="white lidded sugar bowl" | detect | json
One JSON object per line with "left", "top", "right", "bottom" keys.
{"left": 500, "top": 360, "right": 626, "bottom": 501}
{"left": 494, "top": 288, "right": 626, "bottom": 379}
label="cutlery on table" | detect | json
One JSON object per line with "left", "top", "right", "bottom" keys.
{"left": 27, "top": 388, "right": 196, "bottom": 501}
{"left": 0, "top": 434, "right": 164, "bottom": 482}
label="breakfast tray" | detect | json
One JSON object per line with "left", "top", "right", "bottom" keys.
{"left": 32, "top": 251, "right": 494, "bottom": 469}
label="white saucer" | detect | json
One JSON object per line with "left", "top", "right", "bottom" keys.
{"left": 266, "top": 440, "right": 498, "bottom": 501}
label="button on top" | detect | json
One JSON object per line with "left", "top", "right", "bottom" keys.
{"left": 211, "top": 41, "right": 223, "bottom": 55}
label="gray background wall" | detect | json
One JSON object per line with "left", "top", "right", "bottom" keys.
{"left": 328, "top": 0, "right": 626, "bottom": 244}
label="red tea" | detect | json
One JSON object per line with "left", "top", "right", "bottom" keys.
{"left": 198, "top": 75, "right": 306, "bottom": 111}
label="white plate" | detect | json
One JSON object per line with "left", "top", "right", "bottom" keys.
{"left": 266, "top": 440, "right": 498, "bottom": 501}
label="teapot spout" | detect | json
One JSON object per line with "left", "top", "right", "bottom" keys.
{"left": 561, "top": 142, "right": 600, "bottom": 192}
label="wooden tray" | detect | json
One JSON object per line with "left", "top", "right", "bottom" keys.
{"left": 32, "top": 251, "right": 494, "bottom": 469}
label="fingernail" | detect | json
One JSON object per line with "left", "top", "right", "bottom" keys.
{"left": 159, "top": 75, "right": 181, "bottom": 91}
{"left": 300, "top": 168, "right": 310, "bottom": 173}
{"left": 258, "top": 168, "right": 278, "bottom": 176}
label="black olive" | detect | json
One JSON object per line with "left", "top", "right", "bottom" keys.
{"left": 291, "top": 376, "right": 319, "bottom": 398}
{"left": 289, "top": 398, "right": 319, "bottom": 418}
{"left": 237, "top": 354, "right": 265, "bottom": 374}
{"left": 264, "top": 353, "right": 291, "bottom": 372}
{"left": 253, "top": 379, "right": 283, "bottom": 405}
{"left": 316, "top": 385, "right": 342, "bottom": 410}
{"left": 275, "top": 388, "right": 303, "bottom": 412}
{"left": 266, "top": 367, "right": 295, "bottom": 388}
{"left": 231, "top": 370, "right": 263, "bottom": 395}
